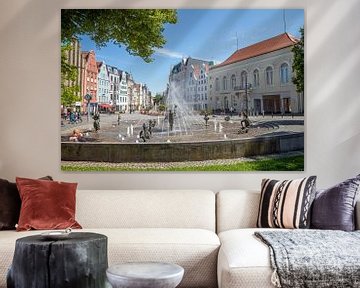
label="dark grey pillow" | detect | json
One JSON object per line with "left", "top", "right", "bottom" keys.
{"left": 311, "top": 174, "right": 360, "bottom": 231}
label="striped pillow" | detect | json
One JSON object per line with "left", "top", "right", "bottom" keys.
{"left": 257, "top": 176, "right": 317, "bottom": 229}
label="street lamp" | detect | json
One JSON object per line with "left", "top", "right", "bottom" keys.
{"left": 244, "top": 79, "right": 252, "bottom": 115}
{"left": 84, "top": 93, "right": 92, "bottom": 122}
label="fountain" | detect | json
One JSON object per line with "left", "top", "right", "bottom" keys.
{"left": 61, "top": 79, "right": 304, "bottom": 163}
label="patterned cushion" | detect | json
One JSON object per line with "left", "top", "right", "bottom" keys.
{"left": 257, "top": 176, "right": 317, "bottom": 229}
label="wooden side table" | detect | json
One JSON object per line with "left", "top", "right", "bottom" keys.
{"left": 106, "top": 262, "right": 184, "bottom": 288}
{"left": 7, "top": 232, "right": 108, "bottom": 288}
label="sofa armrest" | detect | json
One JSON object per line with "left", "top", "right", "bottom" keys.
{"left": 356, "top": 200, "right": 360, "bottom": 230}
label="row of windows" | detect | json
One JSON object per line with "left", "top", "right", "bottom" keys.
{"left": 98, "top": 88, "right": 109, "bottom": 94}
{"left": 187, "top": 86, "right": 207, "bottom": 92}
{"left": 110, "top": 76, "right": 119, "bottom": 83}
{"left": 98, "top": 79, "right": 109, "bottom": 86}
{"left": 87, "top": 77, "right": 97, "bottom": 84}
{"left": 215, "top": 63, "right": 291, "bottom": 91}
{"left": 188, "top": 79, "right": 208, "bottom": 85}
{"left": 118, "top": 96, "right": 127, "bottom": 103}
{"left": 185, "top": 93, "right": 208, "bottom": 101}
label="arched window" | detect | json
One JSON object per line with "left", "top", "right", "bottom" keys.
{"left": 280, "top": 63, "right": 289, "bottom": 84}
{"left": 266, "top": 66, "right": 273, "bottom": 85}
{"left": 253, "top": 69, "right": 259, "bottom": 87}
{"left": 231, "top": 74, "right": 236, "bottom": 89}
{"left": 215, "top": 78, "right": 220, "bottom": 91}
{"left": 241, "top": 71, "right": 247, "bottom": 88}
{"left": 223, "top": 76, "right": 227, "bottom": 90}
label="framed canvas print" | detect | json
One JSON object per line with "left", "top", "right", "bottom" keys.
{"left": 61, "top": 9, "right": 304, "bottom": 171}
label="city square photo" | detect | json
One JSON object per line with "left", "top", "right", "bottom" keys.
{"left": 61, "top": 9, "right": 305, "bottom": 171}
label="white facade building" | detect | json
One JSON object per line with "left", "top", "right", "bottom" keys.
{"left": 107, "top": 65, "right": 120, "bottom": 110}
{"left": 97, "top": 62, "right": 110, "bottom": 105}
{"left": 208, "top": 33, "right": 303, "bottom": 114}
{"left": 118, "top": 70, "right": 128, "bottom": 112}
{"left": 169, "top": 57, "right": 213, "bottom": 112}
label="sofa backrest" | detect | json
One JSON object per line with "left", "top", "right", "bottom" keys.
{"left": 216, "top": 190, "right": 260, "bottom": 233}
{"left": 76, "top": 190, "right": 216, "bottom": 231}
{"left": 217, "top": 190, "right": 360, "bottom": 233}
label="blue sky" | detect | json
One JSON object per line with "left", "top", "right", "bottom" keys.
{"left": 79, "top": 9, "right": 304, "bottom": 94}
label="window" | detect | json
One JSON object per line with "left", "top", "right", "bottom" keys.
{"left": 253, "top": 69, "right": 259, "bottom": 87}
{"left": 241, "top": 71, "right": 247, "bottom": 88}
{"left": 266, "top": 67, "right": 273, "bottom": 85}
{"left": 215, "top": 78, "right": 220, "bottom": 91}
{"left": 280, "top": 63, "right": 289, "bottom": 84}
{"left": 231, "top": 74, "right": 236, "bottom": 89}
{"left": 223, "top": 76, "right": 227, "bottom": 90}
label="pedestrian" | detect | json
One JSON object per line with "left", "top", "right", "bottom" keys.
{"left": 76, "top": 111, "right": 82, "bottom": 123}
{"left": 230, "top": 106, "right": 234, "bottom": 117}
{"left": 93, "top": 112, "right": 100, "bottom": 132}
{"left": 240, "top": 111, "right": 250, "bottom": 129}
{"left": 69, "top": 111, "right": 76, "bottom": 124}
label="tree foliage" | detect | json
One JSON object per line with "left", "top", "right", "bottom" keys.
{"left": 153, "top": 93, "right": 165, "bottom": 105}
{"left": 61, "top": 43, "right": 80, "bottom": 106}
{"left": 292, "top": 27, "right": 304, "bottom": 94}
{"left": 61, "top": 9, "right": 177, "bottom": 63}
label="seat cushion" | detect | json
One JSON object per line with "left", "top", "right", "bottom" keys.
{"left": 0, "top": 228, "right": 220, "bottom": 288}
{"left": 218, "top": 228, "right": 281, "bottom": 288}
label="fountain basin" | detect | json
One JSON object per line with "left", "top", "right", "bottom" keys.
{"left": 61, "top": 132, "right": 303, "bottom": 163}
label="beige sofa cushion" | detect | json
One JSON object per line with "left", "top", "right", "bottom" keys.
{"left": 0, "top": 228, "right": 219, "bottom": 288}
{"left": 76, "top": 190, "right": 216, "bottom": 231}
{"left": 217, "top": 228, "right": 276, "bottom": 288}
{"left": 216, "top": 190, "right": 260, "bottom": 233}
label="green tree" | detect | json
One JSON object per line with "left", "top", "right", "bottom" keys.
{"left": 61, "top": 9, "right": 177, "bottom": 63}
{"left": 153, "top": 93, "right": 164, "bottom": 105}
{"left": 292, "top": 27, "right": 304, "bottom": 93}
{"left": 61, "top": 43, "right": 80, "bottom": 107}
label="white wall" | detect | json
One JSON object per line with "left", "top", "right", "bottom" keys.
{"left": 0, "top": 0, "right": 359, "bottom": 190}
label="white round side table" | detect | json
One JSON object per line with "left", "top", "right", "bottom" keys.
{"left": 106, "top": 262, "right": 184, "bottom": 288}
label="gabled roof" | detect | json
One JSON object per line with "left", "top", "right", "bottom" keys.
{"left": 212, "top": 33, "right": 298, "bottom": 69}
{"left": 96, "top": 61, "right": 104, "bottom": 70}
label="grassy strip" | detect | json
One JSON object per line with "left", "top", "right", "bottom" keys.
{"left": 61, "top": 155, "right": 304, "bottom": 172}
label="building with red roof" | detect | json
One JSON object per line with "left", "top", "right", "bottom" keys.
{"left": 208, "top": 33, "right": 303, "bottom": 114}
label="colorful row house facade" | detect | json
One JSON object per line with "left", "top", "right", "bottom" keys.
{"left": 81, "top": 50, "right": 98, "bottom": 113}
{"left": 62, "top": 39, "right": 152, "bottom": 113}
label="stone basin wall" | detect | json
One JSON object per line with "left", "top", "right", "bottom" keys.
{"left": 61, "top": 132, "right": 304, "bottom": 163}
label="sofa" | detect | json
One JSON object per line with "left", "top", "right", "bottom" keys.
{"left": 0, "top": 189, "right": 359, "bottom": 288}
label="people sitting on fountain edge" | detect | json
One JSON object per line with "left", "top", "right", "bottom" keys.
{"left": 240, "top": 111, "right": 250, "bottom": 129}
{"left": 69, "top": 128, "right": 85, "bottom": 142}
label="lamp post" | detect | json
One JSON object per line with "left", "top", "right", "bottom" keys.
{"left": 244, "top": 79, "right": 252, "bottom": 115}
{"left": 84, "top": 94, "right": 92, "bottom": 122}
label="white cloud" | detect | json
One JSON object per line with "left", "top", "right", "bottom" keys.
{"left": 155, "top": 48, "right": 186, "bottom": 59}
